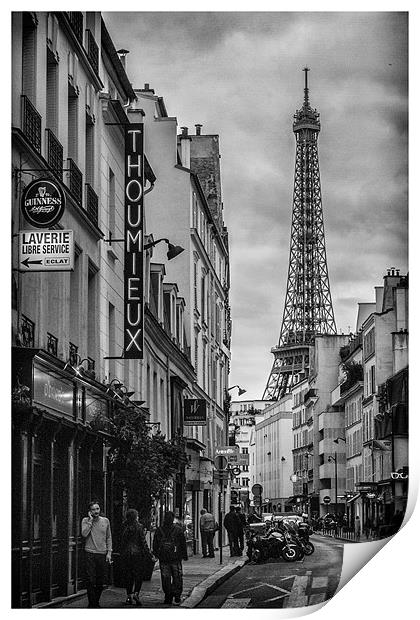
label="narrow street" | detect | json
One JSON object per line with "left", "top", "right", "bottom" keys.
{"left": 198, "top": 535, "right": 343, "bottom": 609}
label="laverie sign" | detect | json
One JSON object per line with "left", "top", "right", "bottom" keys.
{"left": 19, "top": 230, "right": 74, "bottom": 271}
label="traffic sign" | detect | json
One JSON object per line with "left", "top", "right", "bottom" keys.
{"left": 215, "top": 455, "right": 228, "bottom": 470}
{"left": 251, "top": 483, "right": 263, "bottom": 496}
{"left": 231, "top": 466, "right": 241, "bottom": 477}
{"left": 19, "top": 230, "right": 74, "bottom": 271}
{"left": 323, "top": 496, "right": 331, "bottom": 504}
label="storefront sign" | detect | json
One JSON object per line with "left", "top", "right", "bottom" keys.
{"left": 19, "top": 230, "right": 74, "bottom": 271}
{"left": 184, "top": 399, "right": 207, "bottom": 426}
{"left": 124, "top": 124, "right": 144, "bottom": 359}
{"left": 21, "top": 178, "right": 66, "bottom": 228}
{"left": 33, "top": 366, "right": 74, "bottom": 416}
{"left": 215, "top": 445, "right": 239, "bottom": 456}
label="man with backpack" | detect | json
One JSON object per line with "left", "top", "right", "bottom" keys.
{"left": 152, "top": 511, "right": 188, "bottom": 605}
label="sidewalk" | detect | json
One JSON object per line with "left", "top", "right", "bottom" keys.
{"left": 59, "top": 547, "right": 247, "bottom": 609}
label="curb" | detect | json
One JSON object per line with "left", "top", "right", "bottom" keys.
{"left": 180, "top": 557, "right": 248, "bottom": 608}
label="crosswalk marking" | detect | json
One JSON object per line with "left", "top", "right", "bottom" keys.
{"left": 312, "top": 576, "right": 328, "bottom": 589}
{"left": 309, "top": 593, "right": 326, "bottom": 605}
{"left": 222, "top": 598, "right": 251, "bottom": 608}
{"left": 285, "top": 575, "right": 309, "bottom": 608}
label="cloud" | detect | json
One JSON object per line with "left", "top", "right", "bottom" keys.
{"left": 104, "top": 11, "right": 408, "bottom": 399}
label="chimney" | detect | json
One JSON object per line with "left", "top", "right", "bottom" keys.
{"left": 195, "top": 124, "right": 203, "bottom": 136}
{"left": 179, "top": 127, "right": 191, "bottom": 168}
{"left": 116, "top": 49, "right": 129, "bottom": 70}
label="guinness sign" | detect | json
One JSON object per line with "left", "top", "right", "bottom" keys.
{"left": 21, "top": 178, "right": 66, "bottom": 228}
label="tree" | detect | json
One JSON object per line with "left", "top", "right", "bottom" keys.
{"left": 341, "top": 361, "right": 363, "bottom": 393}
{"left": 90, "top": 406, "right": 187, "bottom": 523}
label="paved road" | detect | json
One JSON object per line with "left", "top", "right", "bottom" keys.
{"left": 198, "top": 535, "right": 343, "bottom": 609}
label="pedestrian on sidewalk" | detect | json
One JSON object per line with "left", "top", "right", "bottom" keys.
{"left": 152, "top": 511, "right": 188, "bottom": 605}
{"left": 120, "top": 508, "right": 154, "bottom": 606}
{"left": 354, "top": 515, "right": 361, "bottom": 541}
{"left": 235, "top": 507, "right": 247, "bottom": 552}
{"left": 223, "top": 505, "right": 241, "bottom": 557}
{"left": 199, "top": 508, "right": 217, "bottom": 558}
{"left": 81, "top": 501, "right": 113, "bottom": 608}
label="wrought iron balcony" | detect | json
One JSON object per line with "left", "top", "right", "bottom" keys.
{"left": 85, "top": 29, "right": 99, "bottom": 75}
{"left": 67, "top": 158, "right": 83, "bottom": 205}
{"left": 47, "top": 333, "right": 58, "bottom": 357}
{"left": 45, "top": 128, "right": 63, "bottom": 179}
{"left": 67, "top": 12, "right": 83, "bottom": 44}
{"left": 85, "top": 183, "right": 98, "bottom": 226}
{"left": 21, "top": 95, "right": 42, "bottom": 153}
{"left": 69, "top": 342, "right": 79, "bottom": 366}
{"left": 21, "top": 315, "right": 35, "bottom": 348}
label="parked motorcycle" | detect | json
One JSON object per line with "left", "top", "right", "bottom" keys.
{"left": 247, "top": 527, "right": 303, "bottom": 563}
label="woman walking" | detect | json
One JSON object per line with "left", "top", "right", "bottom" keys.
{"left": 120, "top": 509, "right": 153, "bottom": 606}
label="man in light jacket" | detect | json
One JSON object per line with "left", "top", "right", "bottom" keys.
{"left": 81, "top": 501, "right": 113, "bottom": 608}
{"left": 199, "top": 508, "right": 217, "bottom": 558}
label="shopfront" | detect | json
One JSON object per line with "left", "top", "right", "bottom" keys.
{"left": 12, "top": 347, "right": 114, "bottom": 608}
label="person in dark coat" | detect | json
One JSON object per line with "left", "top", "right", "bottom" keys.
{"left": 120, "top": 508, "right": 153, "bottom": 606}
{"left": 223, "top": 505, "right": 242, "bottom": 556}
{"left": 235, "top": 507, "right": 247, "bottom": 552}
{"left": 152, "top": 511, "right": 188, "bottom": 605}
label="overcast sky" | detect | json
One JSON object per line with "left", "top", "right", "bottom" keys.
{"left": 104, "top": 11, "right": 408, "bottom": 400}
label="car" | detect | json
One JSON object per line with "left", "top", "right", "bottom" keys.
{"left": 272, "top": 513, "right": 303, "bottom": 526}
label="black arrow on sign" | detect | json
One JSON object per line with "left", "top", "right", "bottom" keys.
{"left": 21, "top": 258, "right": 43, "bottom": 268}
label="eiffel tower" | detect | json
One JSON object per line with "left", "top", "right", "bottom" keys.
{"left": 263, "top": 68, "right": 337, "bottom": 401}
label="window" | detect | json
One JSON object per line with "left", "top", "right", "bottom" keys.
{"left": 22, "top": 13, "right": 37, "bottom": 102}
{"left": 201, "top": 275, "right": 206, "bottom": 320}
{"left": 46, "top": 50, "right": 58, "bottom": 134}
{"left": 108, "top": 302, "right": 115, "bottom": 380}
{"left": 87, "top": 261, "right": 98, "bottom": 360}
{"left": 108, "top": 168, "right": 115, "bottom": 235}
{"left": 194, "top": 262, "right": 198, "bottom": 311}
{"left": 70, "top": 250, "right": 80, "bottom": 346}
{"left": 364, "top": 328, "right": 375, "bottom": 359}
{"left": 68, "top": 86, "right": 78, "bottom": 162}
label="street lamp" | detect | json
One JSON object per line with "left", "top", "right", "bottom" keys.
{"left": 327, "top": 454, "right": 338, "bottom": 514}
{"left": 328, "top": 437, "right": 346, "bottom": 515}
{"left": 228, "top": 385, "right": 247, "bottom": 396}
{"left": 143, "top": 238, "right": 185, "bottom": 261}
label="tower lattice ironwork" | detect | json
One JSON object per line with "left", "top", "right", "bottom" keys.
{"left": 263, "top": 68, "right": 337, "bottom": 401}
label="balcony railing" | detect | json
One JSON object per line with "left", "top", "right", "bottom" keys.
{"left": 21, "top": 315, "right": 35, "bottom": 348}
{"left": 67, "top": 12, "right": 83, "bottom": 44}
{"left": 21, "top": 95, "right": 42, "bottom": 153}
{"left": 85, "top": 184, "right": 99, "bottom": 226}
{"left": 85, "top": 29, "right": 99, "bottom": 75}
{"left": 47, "top": 333, "right": 58, "bottom": 357}
{"left": 67, "top": 158, "right": 83, "bottom": 205}
{"left": 45, "top": 128, "right": 63, "bottom": 179}
{"left": 69, "top": 342, "right": 79, "bottom": 366}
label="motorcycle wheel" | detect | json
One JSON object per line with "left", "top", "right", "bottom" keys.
{"left": 304, "top": 542, "right": 315, "bottom": 555}
{"left": 281, "top": 544, "right": 300, "bottom": 562}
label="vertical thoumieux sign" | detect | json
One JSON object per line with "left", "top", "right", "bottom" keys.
{"left": 124, "top": 124, "right": 144, "bottom": 359}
